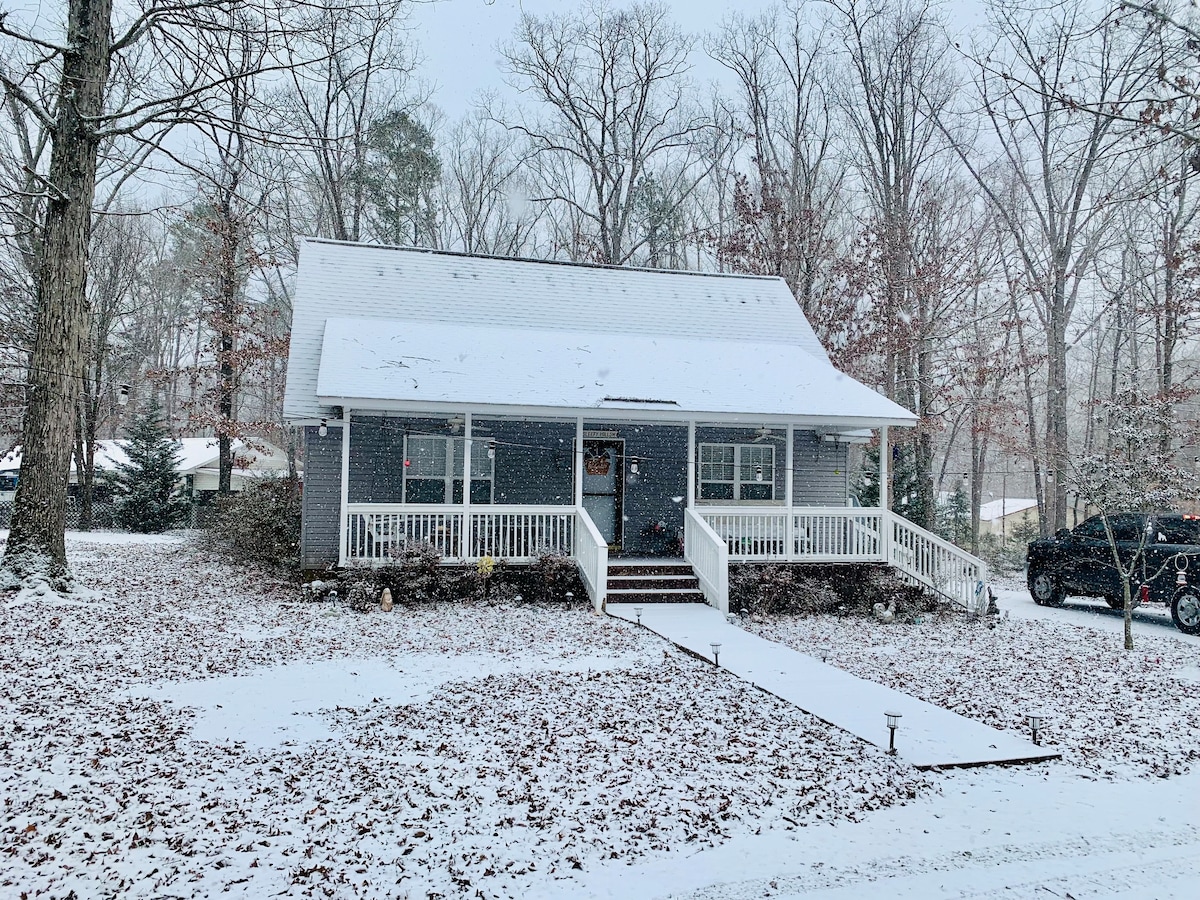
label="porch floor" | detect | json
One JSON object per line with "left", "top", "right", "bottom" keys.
{"left": 607, "top": 603, "right": 1059, "bottom": 769}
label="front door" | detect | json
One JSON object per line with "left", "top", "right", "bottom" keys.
{"left": 582, "top": 439, "right": 623, "bottom": 550}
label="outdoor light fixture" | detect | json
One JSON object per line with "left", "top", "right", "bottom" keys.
{"left": 1176, "top": 555, "right": 1189, "bottom": 587}
{"left": 710, "top": 642, "right": 722, "bottom": 666}
{"left": 117, "top": 384, "right": 130, "bottom": 407}
{"left": 727, "top": 613, "right": 737, "bottom": 625}
{"left": 487, "top": 439, "right": 496, "bottom": 460}
{"left": 754, "top": 464, "right": 764, "bottom": 482}
{"left": 328, "top": 588, "right": 338, "bottom": 603}
{"left": 885, "top": 711, "right": 902, "bottom": 755}
{"left": 1025, "top": 711, "right": 1045, "bottom": 746}
{"left": 818, "top": 646, "right": 831, "bottom": 663}
{"left": 318, "top": 418, "right": 328, "bottom": 437}
{"left": 514, "top": 594, "right": 523, "bottom": 603}
{"left": 634, "top": 606, "right": 643, "bottom": 625}
{"left": 565, "top": 591, "right": 574, "bottom": 604}
{"left": 629, "top": 457, "right": 640, "bottom": 475}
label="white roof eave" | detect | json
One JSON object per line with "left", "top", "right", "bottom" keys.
{"left": 316, "top": 395, "right": 915, "bottom": 428}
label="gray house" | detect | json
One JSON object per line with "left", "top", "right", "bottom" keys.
{"left": 284, "top": 239, "right": 985, "bottom": 613}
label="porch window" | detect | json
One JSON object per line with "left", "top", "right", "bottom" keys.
{"left": 699, "top": 443, "right": 774, "bottom": 501}
{"left": 403, "top": 435, "right": 493, "bottom": 504}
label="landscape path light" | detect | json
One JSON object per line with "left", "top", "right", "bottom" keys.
{"left": 633, "top": 605, "right": 643, "bottom": 625}
{"left": 884, "top": 710, "right": 902, "bottom": 755}
{"left": 710, "top": 642, "right": 722, "bottom": 666}
{"left": 1025, "top": 711, "right": 1046, "bottom": 746}
{"left": 565, "top": 591, "right": 574, "bottom": 604}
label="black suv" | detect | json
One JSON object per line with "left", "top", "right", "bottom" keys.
{"left": 1026, "top": 513, "right": 1200, "bottom": 635}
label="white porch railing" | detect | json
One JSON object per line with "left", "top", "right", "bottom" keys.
{"left": 345, "top": 503, "right": 574, "bottom": 563}
{"left": 344, "top": 502, "right": 610, "bottom": 610}
{"left": 696, "top": 506, "right": 986, "bottom": 611}
{"left": 684, "top": 508, "right": 728, "bottom": 613}
{"left": 573, "top": 507, "right": 608, "bottom": 611}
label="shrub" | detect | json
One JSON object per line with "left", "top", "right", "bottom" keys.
{"left": 529, "top": 547, "right": 581, "bottom": 602}
{"left": 205, "top": 475, "right": 301, "bottom": 569}
{"left": 375, "top": 540, "right": 445, "bottom": 603}
{"left": 729, "top": 565, "right": 842, "bottom": 616}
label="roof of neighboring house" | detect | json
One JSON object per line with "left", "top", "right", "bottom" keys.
{"left": 979, "top": 498, "right": 1038, "bottom": 521}
{"left": 285, "top": 239, "right": 917, "bottom": 427}
{"left": 0, "top": 438, "right": 289, "bottom": 478}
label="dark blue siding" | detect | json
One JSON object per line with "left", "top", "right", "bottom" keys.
{"left": 301, "top": 425, "right": 342, "bottom": 569}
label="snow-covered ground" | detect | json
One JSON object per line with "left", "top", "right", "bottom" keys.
{"left": 2, "top": 533, "right": 1198, "bottom": 898}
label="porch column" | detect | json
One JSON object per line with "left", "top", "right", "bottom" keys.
{"left": 686, "top": 420, "right": 696, "bottom": 509}
{"left": 879, "top": 425, "right": 890, "bottom": 564}
{"left": 785, "top": 424, "right": 794, "bottom": 560}
{"left": 574, "top": 416, "right": 584, "bottom": 507}
{"left": 338, "top": 409, "right": 351, "bottom": 567}
{"left": 462, "top": 412, "right": 472, "bottom": 559}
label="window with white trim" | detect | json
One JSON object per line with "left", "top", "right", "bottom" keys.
{"left": 403, "top": 435, "right": 494, "bottom": 504}
{"left": 699, "top": 443, "right": 774, "bottom": 501}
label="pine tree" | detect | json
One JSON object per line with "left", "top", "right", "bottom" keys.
{"left": 106, "top": 401, "right": 191, "bottom": 533}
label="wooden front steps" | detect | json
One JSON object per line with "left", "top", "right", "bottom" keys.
{"left": 606, "top": 561, "right": 705, "bottom": 604}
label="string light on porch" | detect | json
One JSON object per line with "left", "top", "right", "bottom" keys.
{"left": 884, "top": 711, "right": 902, "bottom": 755}
{"left": 629, "top": 457, "right": 640, "bottom": 475}
{"left": 754, "top": 464, "right": 764, "bottom": 483}
{"left": 1176, "top": 555, "right": 1189, "bottom": 587}
{"left": 487, "top": 439, "right": 496, "bottom": 460}
{"left": 318, "top": 418, "right": 328, "bottom": 437}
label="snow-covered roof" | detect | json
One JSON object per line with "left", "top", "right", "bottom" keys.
{"left": 286, "top": 239, "right": 916, "bottom": 426}
{"left": 979, "top": 498, "right": 1038, "bottom": 521}
{"left": 0, "top": 438, "right": 287, "bottom": 477}
{"left": 316, "top": 317, "right": 914, "bottom": 424}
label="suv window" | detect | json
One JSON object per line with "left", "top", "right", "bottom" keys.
{"left": 1109, "top": 514, "right": 1147, "bottom": 543}
{"left": 1073, "top": 517, "right": 1109, "bottom": 540}
{"left": 1156, "top": 517, "right": 1200, "bottom": 545}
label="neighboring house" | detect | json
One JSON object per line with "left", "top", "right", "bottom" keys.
{"left": 284, "top": 239, "right": 986, "bottom": 612}
{"left": 979, "top": 498, "right": 1039, "bottom": 540}
{"left": 0, "top": 438, "right": 290, "bottom": 502}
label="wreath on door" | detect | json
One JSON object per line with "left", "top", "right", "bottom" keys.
{"left": 584, "top": 448, "right": 611, "bottom": 476}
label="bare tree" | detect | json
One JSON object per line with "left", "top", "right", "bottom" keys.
{"left": 500, "top": 0, "right": 718, "bottom": 265}
{"left": 0, "top": 1, "right": 384, "bottom": 587}
{"left": 708, "top": 1, "right": 843, "bottom": 316}
{"left": 951, "top": 0, "right": 1161, "bottom": 533}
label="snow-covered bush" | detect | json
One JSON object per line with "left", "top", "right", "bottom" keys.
{"left": 730, "top": 564, "right": 842, "bottom": 616}
{"left": 205, "top": 474, "right": 301, "bottom": 570}
{"left": 376, "top": 539, "right": 445, "bottom": 603}
{"left": 529, "top": 547, "right": 582, "bottom": 602}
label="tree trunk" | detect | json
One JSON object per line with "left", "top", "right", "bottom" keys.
{"left": 2, "top": 0, "right": 112, "bottom": 587}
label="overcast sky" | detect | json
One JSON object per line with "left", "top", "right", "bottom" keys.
{"left": 410, "top": 0, "right": 989, "bottom": 119}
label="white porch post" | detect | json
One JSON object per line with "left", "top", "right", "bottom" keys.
{"left": 785, "top": 423, "right": 794, "bottom": 560}
{"left": 338, "top": 409, "right": 351, "bottom": 567}
{"left": 879, "top": 425, "right": 890, "bottom": 564}
{"left": 686, "top": 420, "right": 696, "bottom": 508}
{"left": 574, "top": 416, "right": 584, "bottom": 507}
{"left": 462, "top": 412, "right": 472, "bottom": 559}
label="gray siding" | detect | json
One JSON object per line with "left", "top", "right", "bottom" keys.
{"left": 488, "top": 420, "right": 575, "bottom": 504}
{"left": 792, "top": 431, "right": 850, "bottom": 506}
{"left": 301, "top": 425, "right": 343, "bottom": 569}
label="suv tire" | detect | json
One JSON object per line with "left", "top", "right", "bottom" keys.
{"left": 1171, "top": 588, "right": 1200, "bottom": 636}
{"left": 1029, "top": 570, "right": 1065, "bottom": 607}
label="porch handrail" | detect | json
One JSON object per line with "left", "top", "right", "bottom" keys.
{"left": 574, "top": 506, "right": 608, "bottom": 611}
{"left": 685, "top": 507, "right": 729, "bottom": 614}
{"left": 886, "top": 510, "right": 988, "bottom": 612}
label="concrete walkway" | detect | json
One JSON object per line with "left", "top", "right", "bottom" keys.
{"left": 608, "top": 603, "right": 1059, "bottom": 769}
